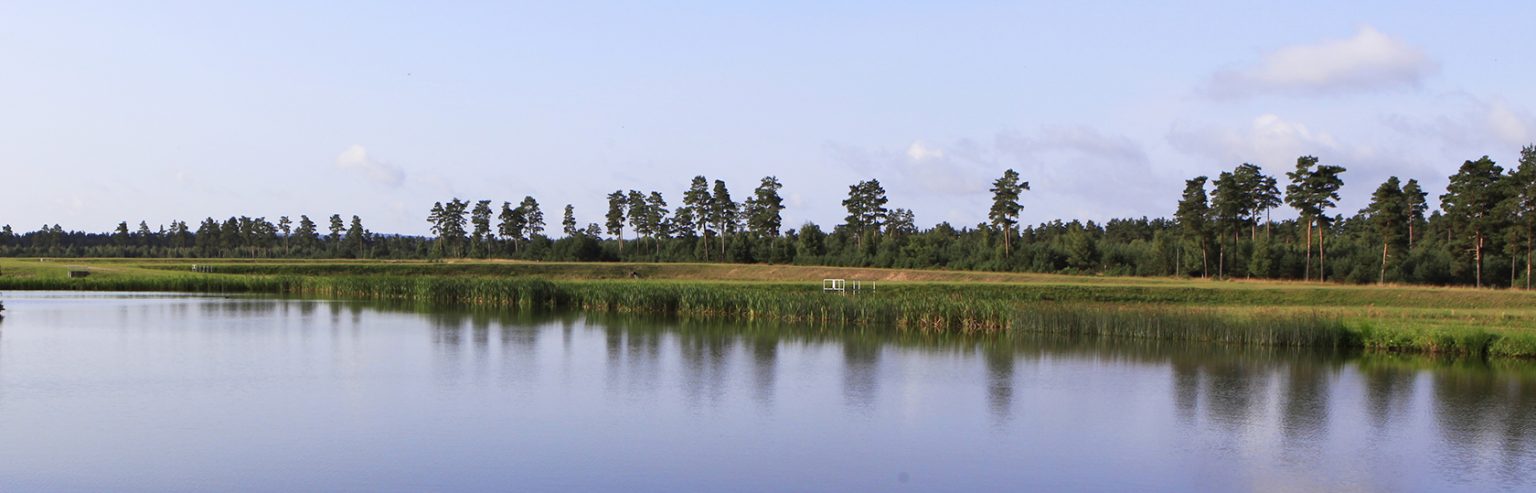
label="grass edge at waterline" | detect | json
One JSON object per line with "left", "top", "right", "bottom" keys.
{"left": 4, "top": 270, "right": 1534, "bottom": 359}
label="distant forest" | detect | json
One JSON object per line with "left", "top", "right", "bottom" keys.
{"left": 5, "top": 146, "right": 1536, "bottom": 289}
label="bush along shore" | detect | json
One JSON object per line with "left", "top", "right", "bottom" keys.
{"left": 3, "top": 270, "right": 1535, "bottom": 359}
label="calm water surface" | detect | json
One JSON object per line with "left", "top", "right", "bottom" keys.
{"left": 0, "top": 292, "right": 1533, "bottom": 492}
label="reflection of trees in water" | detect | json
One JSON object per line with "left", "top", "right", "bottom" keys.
{"left": 1203, "top": 359, "right": 1265, "bottom": 431}
{"left": 1281, "top": 356, "right": 1339, "bottom": 444}
{"left": 598, "top": 317, "right": 665, "bottom": 396}
{"left": 1158, "top": 346, "right": 1334, "bottom": 435}
{"left": 842, "top": 333, "right": 881, "bottom": 412}
{"left": 419, "top": 309, "right": 545, "bottom": 352}
{"left": 341, "top": 302, "right": 1536, "bottom": 471}
{"left": 604, "top": 323, "right": 624, "bottom": 369}
{"left": 198, "top": 298, "right": 279, "bottom": 319}
{"left": 1496, "top": 374, "right": 1536, "bottom": 481}
{"left": 429, "top": 312, "right": 465, "bottom": 348}
{"left": 327, "top": 300, "right": 342, "bottom": 327}
{"left": 561, "top": 316, "right": 575, "bottom": 353}
{"left": 1172, "top": 359, "right": 1201, "bottom": 425}
{"left": 472, "top": 316, "right": 492, "bottom": 347}
{"left": 1358, "top": 359, "right": 1417, "bottom": 431}
{"left": 750, "top": 333, "right": 778, "bottom": 408}
{"left": 415, "top": 307, "right": 564, "bottom": 384}
{"left": 679, "top": 326, "right": 732, "bottom": 409}
{"left": 1431, "top": 362, "right": 1536, "bottom": 480}
{"left": 628, "top": 325, "right": 662, "bottom": 372}
{"left": 982, "top": 340, "right": 1014, "bottom": 423}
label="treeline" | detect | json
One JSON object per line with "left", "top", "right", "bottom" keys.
{"left": 0, "top": 214, "right": 410, "bottom": 259}
{"left": 4, "top": 146, "right": 1535, "bottom": 288}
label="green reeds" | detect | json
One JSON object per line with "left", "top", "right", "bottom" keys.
{"left": 1009, "top": 304, "right": 1354, "bottom": 348}
{"left": 2, "top": 271, "right": 1532, "bottom": 358}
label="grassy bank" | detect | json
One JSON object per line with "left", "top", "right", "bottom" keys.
{"left": 3, "top": 258, "right": 1536, "bottom": 358}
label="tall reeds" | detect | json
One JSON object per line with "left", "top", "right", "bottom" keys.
{"left": 3, "top": 272, "right": 1532, "bottom": 358}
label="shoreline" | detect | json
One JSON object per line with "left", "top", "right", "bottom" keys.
{"left": 3, "top": 258, "right": 1536, "bottom": 359}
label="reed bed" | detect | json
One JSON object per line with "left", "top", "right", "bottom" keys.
{"left": 3, "top": 271, "right": 1533, "bottom": 359}
{"left": 1009, "top": 304, "right": 1355, "bottom": 348}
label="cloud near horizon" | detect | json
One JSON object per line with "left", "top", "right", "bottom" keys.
{"left": 827, "top": 126, "right": 1166, "bottom": 224}
{"left": 1170, "top": 113, "right": 1391, "bottom": 170}
{"left": 1207, "top": 25, "right": 1436, "bottom": 98}
{"left": 1380, "top": 96, "right": 1536, "bottom": 156}
{"left": 335, "top": 145, "right": 406, "bottom": 188}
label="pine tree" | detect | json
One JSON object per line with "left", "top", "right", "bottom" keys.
{"left": 1402, "top": 179, "right": 1428, "bottom": 250}
{"left": 679, "top": 176, "right": 713, "bottom": 246}
{"left": 988, "top": 169, "right": 1028, "bottom": 257}
{"left": 646, "top": 191, "right": 670, "bottom": 255}
{"left": 1210, "top": 171, "right": 1247, "bottom": 278}
{"left": 562, "top": 204, "right": 578, "bottom": 237}
{"left": 746, "top": 176, "right": 785, "bottom": 237}
{"left": 498, "top": 201, "right": 526, "bottom": 253}
{"left": 606, "top": 190, "right": 627, "bottom": 256}
{"left": 1441, "top": 156, "right": 1505, "bottom": 288}
{"left": 1365, "top": 177, "right": 1407, "bottom": 284}
{"left": 519, "top": 196, "right": 545, "bottom": 238}
{"left": 711, "top": 180, "right": 738, "bottom": 256}
{"left": 843, "top": 179, "right": 889, "bottom": 249}
{"left": 470, "top": 200, "right": 493, "bottom": 258}
{"left": 1175, "top": 176, "right": 1212, "bottom": 278}
{"left": 1508, "top": 146, "right": 1536, "bottom": 289}
{"left": 1286, "top": 157, "right": 1318, "bottom": 280}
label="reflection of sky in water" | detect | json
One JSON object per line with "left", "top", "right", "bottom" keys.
{"left": 0, "top": 292, "right": 1532, "bottom": 492}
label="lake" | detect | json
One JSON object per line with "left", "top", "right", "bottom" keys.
{"left": 0, "top": 291, "right": 1532, "bottom": 491}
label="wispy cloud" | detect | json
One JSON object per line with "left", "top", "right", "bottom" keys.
{"left": 1169, "top": 114, "right": 1351, "bottom": 166}
{"left": 335, "top": 144, "right": 405, "bottom": 187}
{"left": 825, "top": 126, "right": 1164, "bottom": 223}
{"left": 1381, "top": 96, "right": 1536, "bottom": 153}
{"left": 1167, "top": 113, "right": 1436, "bottom": 214}
{"left": 1206, "top": 25, "right": 1436, "bottom": 98}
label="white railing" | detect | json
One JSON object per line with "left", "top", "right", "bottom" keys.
{"left": 822, "top": 279, "right": 876, "bottom": 294}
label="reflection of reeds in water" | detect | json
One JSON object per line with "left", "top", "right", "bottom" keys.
{"left": 5, "top": 273, "right": 1536, "bottom": 358}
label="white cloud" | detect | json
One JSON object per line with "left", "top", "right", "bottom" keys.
{"left": 335, "top": 144, "right": 405, "bottom": 187}
{"left": 1207, "top": 25, "right": 1436, "bottom": 98}
{"left": 906, "top": 141, "right": 945, "bottom": 161}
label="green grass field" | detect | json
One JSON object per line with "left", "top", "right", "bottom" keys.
{"left": 3, "top": 257, "right": 1535, "bottom": 357}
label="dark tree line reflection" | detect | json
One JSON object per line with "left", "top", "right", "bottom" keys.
{"left": 158, "top": 296, "right": 1536, "bottom": 480}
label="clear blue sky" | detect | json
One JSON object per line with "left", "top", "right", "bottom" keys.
{"left": 3, "top": 1, "right": 1532, "bottom": 235}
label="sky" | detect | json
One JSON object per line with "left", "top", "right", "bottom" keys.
{"left": 2, "top": 0, "right": 1533, "bottom": 235}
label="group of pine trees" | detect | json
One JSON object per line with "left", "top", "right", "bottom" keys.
{"left": 4, "top": 145, "right": 1536, "bottom": 288}
{"left": 1171, "top": 147, "right": 1536, "bottom": 288}
{"left": 0, "top": 214, "right": 384, "bottom": 259}
{"left": 420, "top": 176, "right": 793, "bottom": 262}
